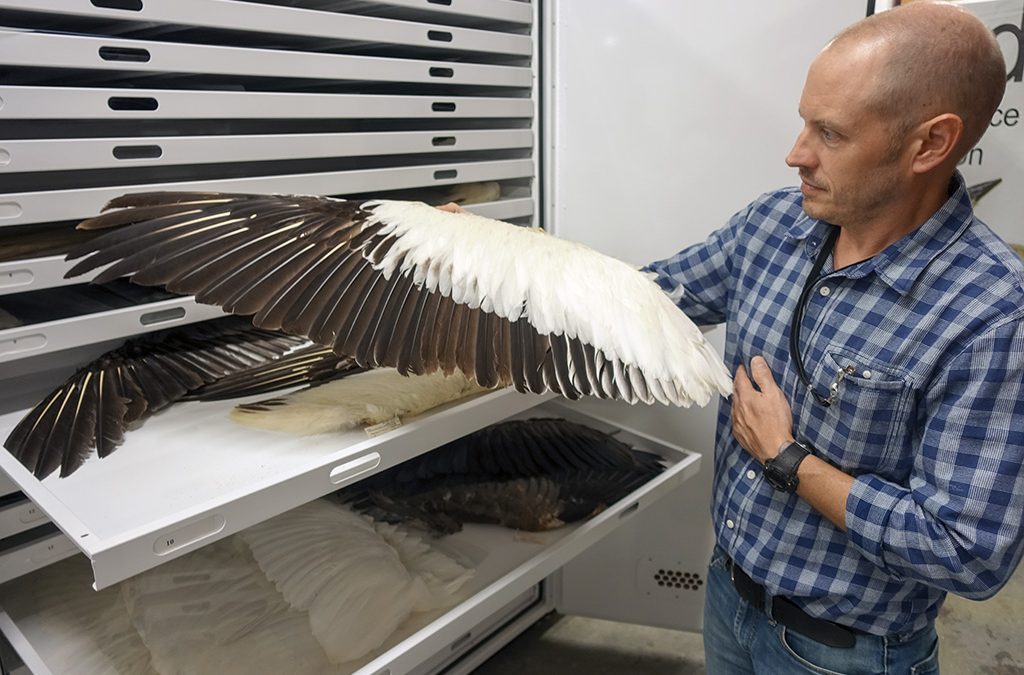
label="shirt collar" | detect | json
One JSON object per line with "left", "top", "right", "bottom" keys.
{"left": 786, "top": 172, "right": 974, "bottom": 295}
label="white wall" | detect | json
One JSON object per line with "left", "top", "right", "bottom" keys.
{"left": 548, "top": 1, "right": 867, "bottom": 632}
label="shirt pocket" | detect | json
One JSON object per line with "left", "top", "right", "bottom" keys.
{"left": 805, "top": 348, "right": 915, "bottom": 478}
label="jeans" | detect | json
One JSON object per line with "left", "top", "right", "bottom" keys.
{"left": 703, "top": 547, "right": 940, "bottom": 674}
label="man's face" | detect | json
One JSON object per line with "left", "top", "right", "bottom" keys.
{"left": 785, "top": 45, "right": 910, "bottom": 227}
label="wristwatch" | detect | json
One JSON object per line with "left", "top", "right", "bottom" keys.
{"left": 763, "top": 441, "right": 810, "bottom": 493}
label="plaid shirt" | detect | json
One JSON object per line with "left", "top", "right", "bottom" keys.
{"left": 645, "top": 172, "right": 1024, "bottom": 636}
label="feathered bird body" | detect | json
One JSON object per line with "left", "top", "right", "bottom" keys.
{"left": 230, "top": 367, "right": 487, "bottom": 435}
{"left": 240, "top": 499, "right": 473, "bottom": 663}
{"left": 340, "top": 417, "right": 666, "bottom": 534}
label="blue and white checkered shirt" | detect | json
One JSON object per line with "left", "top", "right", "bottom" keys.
{"left": 645, "top": 172, "right": 1024, "bottom": 636}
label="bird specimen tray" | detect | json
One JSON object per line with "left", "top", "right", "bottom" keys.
{"left": 0, "top": 402, "right": 702, "bottom": 675}
{"left": 0, "top": 387, "right": 563, "bottom": 589}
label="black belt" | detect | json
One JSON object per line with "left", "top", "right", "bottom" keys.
{"left": 727, "top": 556, "right": 857, "bottom": 649}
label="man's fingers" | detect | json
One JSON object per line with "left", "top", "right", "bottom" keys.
{"left": 436, "top": 201, "right": 467, "bottom": 214}
{"left": 733, "top": 364, "right": 752, "bottom": 396}
{"left": 749, "top": 355, "right": 779, "bottom": 391}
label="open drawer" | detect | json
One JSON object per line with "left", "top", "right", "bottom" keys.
{"left": 0, "top": 386, "right": 555, "bottom": 589}
{"left": 0, "top": 400, "right": 701, "bottom": 675}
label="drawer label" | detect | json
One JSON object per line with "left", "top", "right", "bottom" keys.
{"left": 153, "top": 514, "right": 226, "bottom": 555}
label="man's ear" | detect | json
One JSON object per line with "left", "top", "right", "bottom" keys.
{"left": 910, "top": 113, "right": 963, "bottom": 174}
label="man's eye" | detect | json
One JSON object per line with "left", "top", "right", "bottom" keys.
{"left": 821, "top": 129, "right": 838, "bottom": 143}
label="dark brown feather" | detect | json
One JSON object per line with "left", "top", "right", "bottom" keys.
{"left": 3, "top": 319, "right": 313, "bottom": 478}
{"left": 275, "top": 250, "right": 364, "bottom": 335}
{"left": 474, "top": 310, "right": 498, "bottom": 389}
{"left": 567, "top": 336, "right": 592, "bottom": 397}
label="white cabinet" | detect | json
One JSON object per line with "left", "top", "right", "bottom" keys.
{"left": 0, "top": 1, "right": 709, "bottom": 672}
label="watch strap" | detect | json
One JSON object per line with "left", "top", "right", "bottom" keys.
{"left": 764, "top": 441, "right": 810, "bottom": 493}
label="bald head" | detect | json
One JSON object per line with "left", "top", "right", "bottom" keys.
{"left": 827, "top": 1, "right": 1006, "bottom": 156}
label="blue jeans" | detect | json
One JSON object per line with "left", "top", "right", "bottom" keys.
{"left": 703, "top": 547, "right": 939, "bottom": 674}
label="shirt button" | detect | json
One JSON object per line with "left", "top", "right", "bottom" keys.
{"left": 819, "top": 286, "right": 831, "bottom": 297}
{"left": 862, "top": 370, "right": 872, "bottom": 379}
{"left": 726, "top": 519, "right": 735, "bottom": 529}
{"left": 746, "top": 469, "right": 757, "bottom": 480}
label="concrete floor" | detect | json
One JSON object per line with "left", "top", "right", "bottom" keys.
{"left": 474, "top": 565, "right": 1024, "bottom": 674}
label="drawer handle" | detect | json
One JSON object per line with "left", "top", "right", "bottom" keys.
{"left": 429, "top": 67, "right": 454, "bottom": 78}
{"left": 329, "top": 453, "right": 381, "bottom": 485}
{"left": 432, "top": 101, "right": 456, "bottom": 113}
{"left": 92, "top": 0, "right": 143, "bottom": 10}
{"left": 139, "top": 307, "right": 186, "bottom": 325}
{"left": 434, "top": 169, "right": 458, "bottom": 180}
{"left": 0, "top": 148, "right": 9, "bottom": 166}
{"left": 99, "top": 46, "right": 151, "bottom": 63}
{"left": 0, "top": 268, "right": 33, "bottom": 290}
{"left": 427, "top": 0, "right": 453, "bottom": 5}
{"left": 113, "top": 144, "right": 162, "bottom": 160}
{"left": 0, "top": 201, "right": 24, "bottom": 219}
{"left": 450, "top": 631, "right": 473, "bottom": 651}
{"left": 0, "top": 334, "right": 47, "bottom": 357}
{"left": 108, "top": 96, "right": 159, "bottom": 111}
{"left": 427, "top": 30, "right": 453, "bottom": 43}
{"left": 432, "top": 136, "right": 456, "bottom": 147}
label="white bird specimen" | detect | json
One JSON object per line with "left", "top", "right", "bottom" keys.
{"left": 3, "top": 557, "right": 157, "bottom": 675}
{"left": 240, "top": 499, "right": 473, "bottom": 664}
{"left": 121, "top": 536, "right": 339, "bottom": 675}
{"left": 65, "top": 191, "right": 732, "bottom": 408}
{"left": 230, "top": 366, "right": 487, "bottom": 434}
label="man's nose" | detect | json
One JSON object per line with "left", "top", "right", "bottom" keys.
{"left": 786, "top": 128, "right": 813, "bottom": 168}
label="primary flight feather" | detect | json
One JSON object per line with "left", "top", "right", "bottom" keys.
{"left": 63, "top": 191, "right": 732, "bottom": 408}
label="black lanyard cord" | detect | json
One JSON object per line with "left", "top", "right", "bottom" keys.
{"left": 789, "top": 226, "right": 840, "bottom": 406}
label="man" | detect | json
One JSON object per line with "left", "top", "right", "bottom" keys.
{"left": 644, "top": 2, "right": 1024, "bottom": 673}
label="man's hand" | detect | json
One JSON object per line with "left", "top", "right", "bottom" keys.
{"left": 731, "top": 355, "right": 795, "bottom": 464}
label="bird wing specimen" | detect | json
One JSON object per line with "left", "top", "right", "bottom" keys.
{"left": 339, "top": 417, "right": 666, "bottom": 534}
{"left": 121, "top": 536, "right": 339, "bottom": 675}
{"left": 3, "top": 317, "right": 311, "bottom": 481}
{"left": 64, "top": 191, "right": 732, "bottom": 407}
{"left": 3, "top": 317, "right": 319, "bottom": 479}
{"left": 2, "top": 557, "right": 157, "bottom": 675}
{"left": 239, "top": 499, "right": 473, "bottom": 664}
{"left": 229, "top": 366, "right": 488, "bottom": 435}
{"left": 185, "top": 343, "right": 366, "bottom": 401}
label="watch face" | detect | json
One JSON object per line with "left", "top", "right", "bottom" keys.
{"left": 764, "top": 453, "right": 800, "bottom": 493}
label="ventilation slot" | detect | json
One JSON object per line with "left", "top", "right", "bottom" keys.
{"left": 652, "top": 568, "right": 704, "bottom": 592}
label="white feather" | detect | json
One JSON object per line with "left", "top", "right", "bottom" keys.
{"left": 4, "top": 557, "right": 156, "bottom": 675}
{"left": 362, "top": 201, "right": 732, "bottom": 406}
{"left": 230, "top": 367, "right": 488, "bottom": 434}
{"left": 240, "top": 499, "right": 473, "bottom": 664}
{"left": 120, "top": 537, "right": 337, "bottom": 675}
{"left": 373, "top": 520, "right": 475, "bottom": 612}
